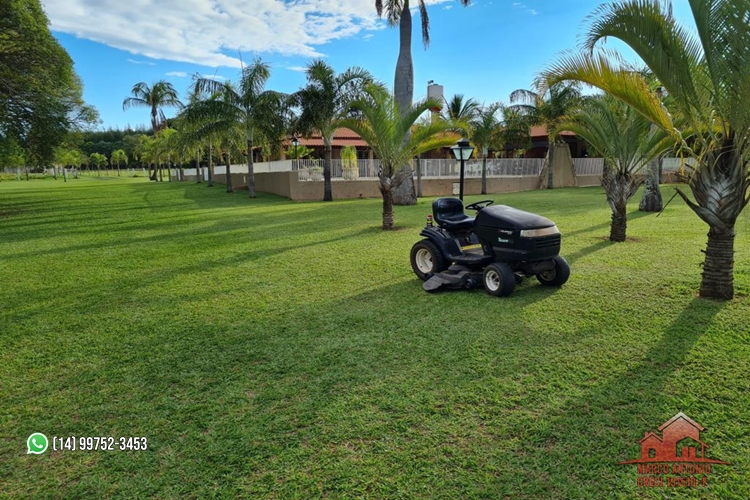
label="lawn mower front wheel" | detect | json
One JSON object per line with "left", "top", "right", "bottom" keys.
{"left": 536, "top": 255, "right": 571, "bottom": 287}
{"left": 410, "top": 239, "right": 448, "bottom": 281}
{"left": 483, "top": 263, "right": 516, "bottom": 297}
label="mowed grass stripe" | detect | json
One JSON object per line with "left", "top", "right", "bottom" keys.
{"left": 1, "top": 177, "right": 748, "bottom": 499}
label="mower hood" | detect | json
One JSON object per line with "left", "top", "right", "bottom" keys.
{"left": 475, "top": 205, "right": 555, "bottom": 231}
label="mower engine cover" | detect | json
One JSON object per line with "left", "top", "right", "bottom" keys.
{"left": 473, "top": 205, "right": 561, "bottom": 262}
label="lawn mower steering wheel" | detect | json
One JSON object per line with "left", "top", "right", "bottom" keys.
{"left": 465, "top": 200, "right": 494, "bottom": 211}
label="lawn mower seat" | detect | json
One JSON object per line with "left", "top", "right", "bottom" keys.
{"left": 432, "top": 197, "right": 475, "bottom": 231}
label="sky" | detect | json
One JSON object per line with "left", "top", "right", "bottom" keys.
{"left": 41, "top": 0, "right": 696, "bottom": 131}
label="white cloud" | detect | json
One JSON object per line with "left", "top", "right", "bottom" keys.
{"left": 45, "top": 0, "right": 402, "bottom": 68}
{"left": 199, "top": 74, "right": 227, "bottom": 81}
{"left": 511, "top": 2, "right": 539, "bottom": 16}
{"left": 166, "top": 71, "right": 187, "bottom": 77}
{"left": 127, "top": 58, "right": 155, "bottom": 66}
{"left": 44, "top": 1, "right": 459, "bottom": 67}
{"left": 285, "top": 66, "right": 308, "bottom": 73}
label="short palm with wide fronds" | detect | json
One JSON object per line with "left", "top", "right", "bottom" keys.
{"left": 341, "top": 84, "right": 457, "bottom": 229}
{"left": 559, "top": 94, "right": 671, "bottom": 242}
{"left": 508, "top": 81, "right": 582, "bottom": 188}
{"left": 543, "top": 0, "right": 750, "bottom": 299}
{"left": 293, "top": 60, "right": 372, "bottom": 201}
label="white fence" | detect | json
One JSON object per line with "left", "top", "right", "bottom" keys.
{"left": 187, "top": 157, "right": 618, "bottom": 181}
{"left": 573, "top": 158, "right": 604, "bottom": 176}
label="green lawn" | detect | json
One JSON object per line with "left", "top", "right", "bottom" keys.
{"left": 1, "top": 177, "right": 748, "bottom": 499}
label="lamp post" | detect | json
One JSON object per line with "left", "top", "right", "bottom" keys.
{"left": 451, "top": 138, "right": 475, "bottom": 201}
{"left": 292, "top": 137, "right": 300, "bottom": 169}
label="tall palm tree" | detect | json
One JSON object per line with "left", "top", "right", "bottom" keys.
{"left": 123, "top": 81, "right": 182, "bottom": 179}
{"left": 376, "top": 0, "right": 472, "bottom": 204}
{"left": 192, "top": 58, "right": 279, "bottom": 198}
{"left": 559, "top": 95, "right": 671, "bottom": 241}
{"left": 341, "top": 84, "right": 456, "bottom": 229}
{"left": 293, "top": 60, "right": 372, "bottom": 201}
{"left": 469, "top": 102, "right": 502, "bottom": 194}
{"left": 508, "top": 81, "right": 582, "bottom": 188}
{"left": 543, "top": 0, "right": 750, "bottom": 299}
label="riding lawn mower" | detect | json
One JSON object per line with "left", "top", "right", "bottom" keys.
{"left": 410, "top": 197, "right": 570, "bottom": 296}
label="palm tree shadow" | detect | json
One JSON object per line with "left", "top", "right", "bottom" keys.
{"left": 564, "top": 239, "right": 611, "bottom": 265}
{"left": 503, "top": 297, "right": 728, "bottom": 496}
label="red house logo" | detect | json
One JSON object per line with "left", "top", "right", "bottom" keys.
{"left": 620, "top": 412, "right": 729, "bottom": 464}
{"left": 621, "top": 412, "right": 730, "bottom": 488}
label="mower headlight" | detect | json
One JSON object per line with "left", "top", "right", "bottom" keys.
{"left": 519, "top": 226, "right": 560, "bottom": 238}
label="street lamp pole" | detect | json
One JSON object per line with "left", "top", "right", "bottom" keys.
{"left": 292, "top": 137, "right": 300, "bottom": 169}
{"left": 451, "top": 138, "right": 475, "bottom": 201}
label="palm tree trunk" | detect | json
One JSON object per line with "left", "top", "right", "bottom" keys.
{"left": 416, "top": 155, "right": 422, "bottom": 198}
{"left": 603, "top": 169, "right": 642, "bottom": 242}
{"left": 481, "top": 155, "right": 488, "bottom": 195}
{"left": 609, "top": 202, "right": 627, "bottom": 242}
{"left": 196, "top": 153, "right": 202, "bottom": 183}
{"left": 246, "top": 138, "right": 256, "bottom": 198}
{"left": 547, "top": 141, "right": 555, "bottom": 189}
{"left": 323, "top": 144, "right": 333, "bottom": 201}
{"left": 639, "top": 157, "right": 663, "bottom": 211}
{"left": 394, "top": 0, "right": 413, "bottom": 113}
{"left": 390, "top": 0, "right": 418, "bottom": 206}
{"left": 117, "top": 162, "right": 121, "bottom": 177}
{"left": 381, "top": 184, "right": 394, "bottom": 230}
{"left": 207, "top": 147, "right": 214, "bottom": 187}
{"left": 224, "top": 153, "right": 233, "bottom": 193}
{"left": 158, "top": 164, "right": 163, "bottom": 182}
{"left": 700, "top": 226, "right": 735, "bottom": 299}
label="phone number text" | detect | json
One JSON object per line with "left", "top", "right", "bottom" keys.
{"left": 52, "top": 436, "right": 148, "bottom": 451}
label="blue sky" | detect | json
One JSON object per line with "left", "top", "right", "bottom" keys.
{"left": 43, "top": 0, "right": 695, "bottom": 130}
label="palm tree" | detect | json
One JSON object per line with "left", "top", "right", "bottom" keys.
{"left": 496, "top": 105, "right": 532, "bottom": 158}
{"left": 180, "top": 86, "right": 246, "bottom": 193}
{"left": 111, "top": 149, "right": 127, "bottom": 177}
{"left": 558, "top": 95, "right": 671, "bottom": 241}
{"left": 543, "top": 0, "right": 750, "bottom": 299}
{"left": 376, "top": 0, "right": 472, "bottom": 204}
{"left": 469, "top": 102, "right": 502, "bottom": 194}
{"left": 293, "top": 60, "right": 372, "bottom": 201}
{"left": 508, "top": 81, "right": 582, "bottom": 188}
{"left": 89, "top": 152, "right": 106, "bottom": 176}
{"left": 192, "top": 58, "right": 279, "bottom": 198}
{"left": 341, "top": 84, "right": 456, "bottom": 229}
{"left": 123, "top": 81, "right": 182, "bottom": 179}
{"left": 441, "top": 94, "right": 479, "bottom": 128}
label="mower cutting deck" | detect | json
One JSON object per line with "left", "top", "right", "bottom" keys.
{"left": 410, "top": 197, "right": 570, "bottom": 297}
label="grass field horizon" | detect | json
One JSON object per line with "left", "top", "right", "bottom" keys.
{"left": 1, "top": 177, "right": 748, "bottom": 499}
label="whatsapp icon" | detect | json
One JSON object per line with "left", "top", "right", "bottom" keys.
{"left": 27, "top": 433, "right": 48, "bottom": 454}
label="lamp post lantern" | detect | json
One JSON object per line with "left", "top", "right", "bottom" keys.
{"left": 451, "top": 138, "right": 475, "bottom": 201}
{"left": 291, "top": 137, "right": 300, "bottom": 169}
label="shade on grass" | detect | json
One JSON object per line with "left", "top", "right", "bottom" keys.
{"left": 1, "top": 178, "right": 748, "bottom": 499}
